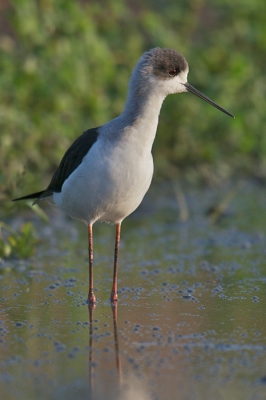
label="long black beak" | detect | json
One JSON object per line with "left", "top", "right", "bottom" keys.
{"left": 183, "top": 82, "right": 234, "bottom": 118}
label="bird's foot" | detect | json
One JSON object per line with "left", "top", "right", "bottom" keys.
{"left": 88, "top": 290, "right": 96, "bottom": 304}
{"left": 110, "top": 291, "right": 118, "bottom": 303}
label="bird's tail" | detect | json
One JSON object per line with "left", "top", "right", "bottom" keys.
{"left": 12, "top": 190, "right": 52, "bottom": 205}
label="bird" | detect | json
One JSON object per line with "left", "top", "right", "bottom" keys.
{"left": 13, "top": 47, "right": 234, "bottom": 304}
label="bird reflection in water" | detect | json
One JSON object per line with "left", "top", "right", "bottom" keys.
{"left": 88, "top": 302, "right": 122, "bottom": 398}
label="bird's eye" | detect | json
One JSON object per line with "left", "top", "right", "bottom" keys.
{"left": 168, "top": 68, "right": 178, "bottom": 77}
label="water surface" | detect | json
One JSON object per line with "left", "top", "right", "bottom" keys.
{"left": 1, "top": 182, "right": 266, "bottom": 399}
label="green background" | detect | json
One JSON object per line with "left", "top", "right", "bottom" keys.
{"left": 1, "top": 0, "right": 266, "bottom": 208}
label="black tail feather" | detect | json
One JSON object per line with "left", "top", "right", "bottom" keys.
{"left": 12, "top": 190, "right": 46, "bottom": 202}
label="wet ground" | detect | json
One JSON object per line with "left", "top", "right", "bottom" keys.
{"left": 1, "top": 181, "right": 266, "bottom": 400}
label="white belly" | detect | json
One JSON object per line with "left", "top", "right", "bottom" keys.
{"left": 53, "top": 137, "right": 154, "bottom": 224}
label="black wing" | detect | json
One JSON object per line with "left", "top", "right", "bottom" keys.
{"left": 13, "top": 127, "right": 99, "bottom": 202}
{"left": 46, "top": 127, "right": 99, "bottom": 193}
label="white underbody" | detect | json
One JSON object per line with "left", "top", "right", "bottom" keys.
{"left": 53, "top": 124, "right": 154, "bottom": 225}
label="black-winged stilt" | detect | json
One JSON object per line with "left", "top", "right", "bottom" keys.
{"left": 13, "top": 47, "right": 234, "bottom": 303}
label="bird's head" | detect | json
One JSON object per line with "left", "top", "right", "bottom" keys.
{"left": 134, "top": 47, "right": 234, "bottom": 117}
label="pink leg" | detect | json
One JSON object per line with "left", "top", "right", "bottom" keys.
{"left": 88, "top": 224, "right": 96, "bottom": 304}
{"left": 111, "top": 223, "right": 121, "bottom": 302}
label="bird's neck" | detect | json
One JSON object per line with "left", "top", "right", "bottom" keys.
{"left": 117, "top": 84, "right": 166, "bottom": 151}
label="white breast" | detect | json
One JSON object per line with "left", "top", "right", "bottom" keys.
{"left": 53, "top": 132, "right": 154, "bottom": 224}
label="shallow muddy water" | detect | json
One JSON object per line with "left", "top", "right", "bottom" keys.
{"left": 1, "top": 181, "right": 266, "bottom": 399}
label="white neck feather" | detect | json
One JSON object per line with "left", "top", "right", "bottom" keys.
{"left": 112, "top": 67, "right": 166, "bottom": 151}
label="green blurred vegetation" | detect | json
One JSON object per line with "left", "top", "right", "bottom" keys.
{"left": 0, "top": 220, "right": 37, "bottom": 258}
{"left": 1, "top": 0, "right": 266, "bottom": 211}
